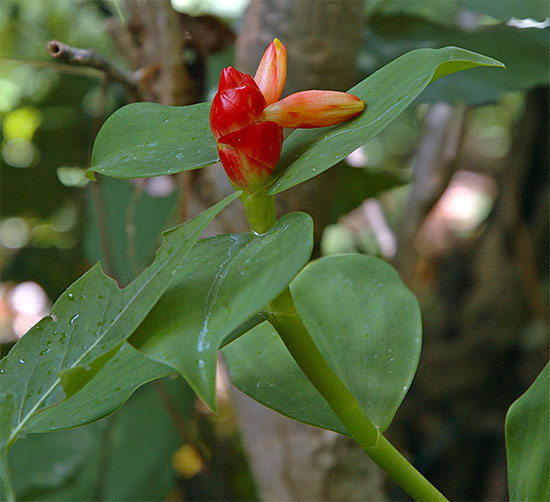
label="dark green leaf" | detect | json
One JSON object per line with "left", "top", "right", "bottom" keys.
{"left": 132, "top": 212, "right": 314, "bottom": 410}
{"left": 505, "top": 363, "right": 550, "bottom": 502}
{"left": 9, "top": 424, "right": 101, "bottom": 498}
{"left": 290, "top": 255, "right": 421, "bottom": 431}
{"left": 26, "top": 343, "right": 173, "bottom": 433}
{"left": 0, "top": 193, "right": 238, "bottom": 448}
{"left": 223, "top": 321, "right": 346, "bottom": 434}
{"left": 88, "top": 102, "right": 217, "bottom": 179}
{"left": 268, "top": 46, "right": 504, "bottom": 193}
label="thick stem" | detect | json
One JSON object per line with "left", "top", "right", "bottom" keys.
{"left": 240, "top": 190, "right": 276, "bottom": 234}
{"left": 268, "top": 293, "right": 448, "bottom": 502}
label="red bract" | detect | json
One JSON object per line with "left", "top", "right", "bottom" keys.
{"left": 210, "top": 38, "right": 365, "bottom": 192}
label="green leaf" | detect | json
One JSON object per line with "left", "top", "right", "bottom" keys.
{"left": 267, "top": 46, "right": 504, "bottom": 194}
{"left": 99, "top": 379, "right": 188, "bottom": 501}
{"left": 132, "top": 212, "right": 314, "bottom": 410}
{"left": 226, "top": 254, "right": 422, "bottom": 433}
{"left": 505, "top": 363, "right": 550, "bottom": 502}
{"left": 0, "top": 193, "right": 238, "bottom": 448}
{"left": 290, "top": 255, "right": 421, "bottom": 431}
{"left": 26, "top": 343, "right": 173, "bottom": 433}
{"left": 88, "top": 102, "right": 217, "bottom": 179}
{"left": 223, "top": 321, "right": 347, "bottom": 434}
{"left": 11, "top": 378, "right": 193, "bottom": 501}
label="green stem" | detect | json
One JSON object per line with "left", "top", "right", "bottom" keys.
{"left": 240, "top": 190, "right": 276, "bottom": 234}
{"left": 269, "top": 290, "right": 448, "bottom": 502}
{"left": 241, "top": 191, "right": 447, "bottom": 500}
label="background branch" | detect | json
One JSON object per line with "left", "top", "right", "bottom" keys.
{"left": 47, "top": 39, "right": 139, "bottom": 95}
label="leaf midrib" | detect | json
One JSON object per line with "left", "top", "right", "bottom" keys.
{"left": 7, "top": 230, "right": 195, "bottom": 447}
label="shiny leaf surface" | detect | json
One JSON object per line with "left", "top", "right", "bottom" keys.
{"left": 268, "top": 46, "right": 504, "bottom": 193}
{"left": 132, "top": 212, "right": 313, "bottom": 410}
{"left": 290, "top": 255, "right": 421, "bottom": 431}
{"left": 0, "top": 193, "right": 238, "bottom": 449}
{"left": 89, "top": 102, "right": 217, "bottom": 179}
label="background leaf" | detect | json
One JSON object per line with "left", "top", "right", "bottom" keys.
{"left": 290, "top": 254, "right": 422, "bottom": 431}
{"left": 223, "top": 321, "right": 347, "bottom": 434}
{"left": 505, "top": 362, "right": 550, "bottom": 502}
{"left": 88, "top": 102, "right": 217, "bottom": 179}
{"left": 9, "top": 423, "right": 101, "bottom": 499}
{"left": 330, "top": 165, "right": 410, "bottom": 220}
{"left": 10, "top": 377, "right": 193, "bottom": 501}
{"left": 267, "top": 46, "right": 504, "bottom": 194}
{"left": 0, "top": 193, "right": 238, "bottom": 448}
{"left": 132, "top": 212, "right": 314, "bottom": 410}
{"left": 84, "top": 177, "right": 179, "bottom": 285}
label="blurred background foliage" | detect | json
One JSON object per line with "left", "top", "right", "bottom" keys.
{"left": 0, "top": 0, "right": 548, "bottom": 500}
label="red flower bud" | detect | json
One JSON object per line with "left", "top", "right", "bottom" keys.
{"left": 210, "top": 39, "right": 366, "bottom": 192}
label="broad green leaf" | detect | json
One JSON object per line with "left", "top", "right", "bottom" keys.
{"left": 88, "top": 102, "right": 217, "bottom": 179}
{"left": 363, "top": 16, "right": 548, "bottom": 104}
{"left": 0, "top": 193, "right": 238, "bottom": 449}
{"left": 26, "top": 343, "right": 173, "bottom": 433}
{"left": 267, "top": 46, "right": 504, "bottom": 194}
{"left": 505, "top": 363, "right": 550, "bottom": 502}
{"left": 223, "top": 321, "right": 347, "bottom": 434}
{"left": 132, "top": 212, "right": 314, "bottom": 410}
{"left": 290, "top": 254, "right": 421, "bottom": 431}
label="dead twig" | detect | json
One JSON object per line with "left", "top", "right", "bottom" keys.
{"left": 47, "top": 39, "right": 139, "bottom": 94}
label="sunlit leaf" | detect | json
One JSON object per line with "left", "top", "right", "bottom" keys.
{"left": 290, "top": 255, "right": 421, "bottom": 431}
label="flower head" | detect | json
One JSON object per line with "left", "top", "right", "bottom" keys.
{"left": 210, "top": 39, "right": 365, "bottom": 191}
